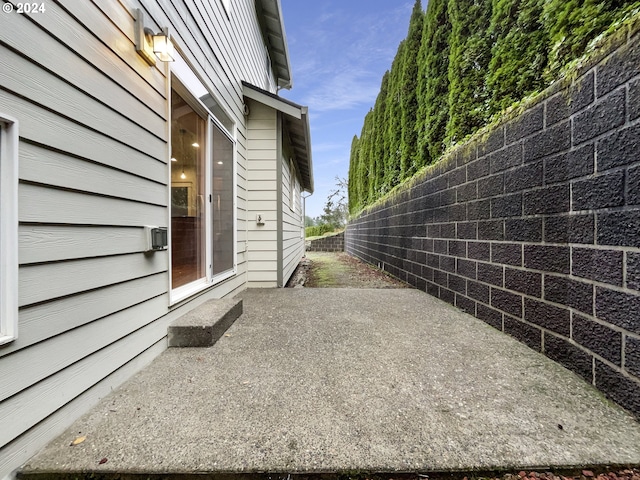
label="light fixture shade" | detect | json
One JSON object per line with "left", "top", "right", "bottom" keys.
{"left": 153, "top": 29, "right": 175, "bottom": 62}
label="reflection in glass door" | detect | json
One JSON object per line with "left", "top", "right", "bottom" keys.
{"left": 170, "top": 88, "right": 206, "bottom": 289}
{"left": 211, "top": 122, "right": 234, "bottom": 276}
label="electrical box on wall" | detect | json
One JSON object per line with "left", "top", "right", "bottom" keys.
{"left": 144, "top": 226, "right": 168, "bottom": 251}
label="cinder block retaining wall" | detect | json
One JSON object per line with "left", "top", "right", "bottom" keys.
{"left": 307, "top": 231, "right": 344, "bottom": 252}
{"left": 346, "top": 29, "right": 640, "bottom": 416}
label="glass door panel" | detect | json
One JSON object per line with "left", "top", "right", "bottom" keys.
{"left": 211, "top": 123, "right": 234, "bottom": 276}
{"left": 171, "top": 88, "right": 206, "bottom": 289}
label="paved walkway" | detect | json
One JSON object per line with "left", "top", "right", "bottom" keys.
{"left": 22, "top": 288, "right": 640, "bottom": 477}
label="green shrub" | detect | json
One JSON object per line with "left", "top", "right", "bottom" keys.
{"left": 400, "top": 0, "right": 424, "bottom": 179}
{"left": 416, "top": 0, "right": 451, "bottom": 164}
{"left": 445, "top": 0, "right": 492, "bottom": 146}
{"left": 487, "top": 0, "right": 548, "bottom": 115}
{"left": 543, "top": 0, "right": 638, "bottom": 80}
{"left": 305, "top": 224, "right": 334, "bottom": 238}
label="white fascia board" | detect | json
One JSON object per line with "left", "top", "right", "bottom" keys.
{"left": 242, "top": 84, "right": 302, "bottom": 120}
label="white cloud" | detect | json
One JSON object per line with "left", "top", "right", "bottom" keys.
{"left": 285, "top": 3, "right": 413, "bottom": 114}
{"left": 280, "top": 1, "right": 414, "bottom": 216}
{"left": 305, "top": 69, "right": 382, "bottom": 112}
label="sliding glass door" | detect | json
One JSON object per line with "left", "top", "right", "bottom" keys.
{"left": 169, "top": 57, "right": 236, "bottom": 300}
{"left": 170, "top": 88, "right": 207, "bottom": 290}
{"left": 211, "top": 122, "right": 234, "bottom": 276}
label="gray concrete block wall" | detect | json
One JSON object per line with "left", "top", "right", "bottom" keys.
{"left": 307, "top": 231, "right": 344, "bottom": 252}
{"left": 346, "top": 28, "right": 640, "bottom": 417}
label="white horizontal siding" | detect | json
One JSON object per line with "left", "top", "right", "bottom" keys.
{"left": 246, "top": 162, "right": 279, "bottom": 177}
{"left": 19, "top": 143, "right": 166, "bottom": 206}
{"left": 247, "top": 169, "right": 277, "bottom": 181}
{"left": 0, "top": 293, "right": 167, "bottom": 405}
{"left": 247, "top": 189, "right": 278, "bottom": 202}
{"left": 248, "top": 250, "right": 278, "bottom": 262}
{"left": 248, "top": 270, "right": 278, "bottom": 282}
{"left": 18, "top": 253, "right": 168, "bottom": 307}
{"left": 248, "top": 230, "right": 279, "bottom": 243}
{"left": 0, "top": 0, "right": 279, "bottom": 476}
{"left": 247, "top": 212, "right": 278, "bottom": 226}
{"left": 0, "top": 338, "right": 166, "bottom": 480}
{"left": 3, "top": 0, "right": 166, "bottom": 114}
{"left": 19, "top": 226, "right": 151, "bottom": 264}
{"left": 0, "top": 92, "right": 166, "bottom": 183}
{"left": 281, "top": 146, "right": 304, "bottom": 286}
{"left": 250, "top": 179, "right": 278, "bottom": 191}
{"left": 0, "top": 48, "right": 165, "bottom": 159}
{"left": 1, "top": 275, "right": 167, "bottom": 358}
{"left": 0, "top": 295, "right": 168, "bottom": 446}
{"left": 246, "top": 99, "right": 278, "bottom": 287}
{"left": 19, "top": 184, "right": 166, "bottom": 226}
{"left": 248, "top": 149, "right": 279, "bottom": 160}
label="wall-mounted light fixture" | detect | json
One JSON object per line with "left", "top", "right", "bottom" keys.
{"left": 152, "top": 28, "right": 174, "bottom": 62}
{"left": 135, "top": 9, "right": 175, "bottom": 66}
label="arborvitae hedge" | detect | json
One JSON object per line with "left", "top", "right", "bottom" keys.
{"left": 349, "top": 0, "right": 639, "bottom": 214}
{"left": 358, "top": 109, "right": 374, "bottom": 207}
{"left": 400, "top": 0, "right": 424, "bottom": 179}
{"left": 416, "top": 0, "right": 451, "bottom": 165}
{"left": 383, "top": 40, "right": 406, "bottom": 190}
{"left": 543, "top": 0, "right": 636, "bottom": 80}
{"left": 347, "top": 135, "right": 359, "bottom": 213}
{"left": 371, "top": 71, "right": 389, "bottom": 199}
{"left": 445, "top": 0, "right": 492, "bottom": 145}
{"left": 487, "top": 0, "right": 548, "bottom": 113}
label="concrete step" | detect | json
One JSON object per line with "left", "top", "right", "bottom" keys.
{"left": 167, "top": 297, "right": 242, "bottom": 347}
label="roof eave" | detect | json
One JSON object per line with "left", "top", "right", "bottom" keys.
{"left": 300, "top": 107, "right": 314, "bottom": 194}
{"left": 242, "top": 82, "right": 313, "bottom": 193}
{"left": 255, "top": 0, "right": 293, "bottom": 90}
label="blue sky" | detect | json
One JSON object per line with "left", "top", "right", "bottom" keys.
{"left": 279, "top": 1, "right": 414, "bottom": 220}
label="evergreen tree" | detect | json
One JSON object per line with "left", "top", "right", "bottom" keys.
{"left": 487, "top": 0, "right": 548, "bottom": 115}
{"left": 366, "top": 108, "right": 379, "bottom": 203}
{"left": 416, "top": 0, "right": 451, "bottom": 165}
{"left": 358, "top": 110, "right": 374, "bottom": 207}
{"left": 348, "top": 135, "right": 360, "bottom": 213}
{"left": 347, "top": 0, "right": 635, "bottom": 214}
{"left": 384, "top": 40, "right": 406, "bottom": 190}
{"left": 543, "top": 0, "right": 636, "bottom": 80}
{"left": 400, "top": 0, "right": 424, "bottom": 179}
{"left": 372, "top": 71, "right": 390, "bottom": 199}
{"left": 445, "top": 0, "right": 492, "bottom": 146}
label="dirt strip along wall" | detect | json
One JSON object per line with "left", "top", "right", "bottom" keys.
{"left": 346, "top": 27, "right": 640, "bottom": 417}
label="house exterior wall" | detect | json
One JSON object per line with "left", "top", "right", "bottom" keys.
{"left": 246, "top": 99, "right": 279, "bottom": 287}
{"left": 0, "top": 1, "right": 284, "bottom": 478}
{"left": 245, "top": 102, "right": 306, "bottom": 288}
{"left": 346, "top": 27, "right": 640, "bottom": 418}
{"left": 281, "top": 139, "right": 305, "bottom": 286}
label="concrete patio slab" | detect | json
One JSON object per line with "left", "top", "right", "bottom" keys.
{"left": 20, "top": 288, "right": 640, "bottom": 478}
